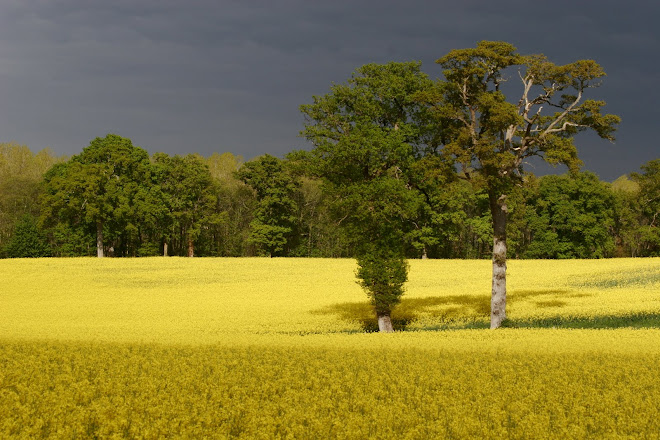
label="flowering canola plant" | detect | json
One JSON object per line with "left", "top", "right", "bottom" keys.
{"left": 1, "top": 257, "right": 659, "bottom": 438}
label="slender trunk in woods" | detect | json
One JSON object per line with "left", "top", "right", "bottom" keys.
{"left": 163, "top": 241, "right": 168, "bottom": 257}
{"left": 489, "top": 191, "right": 508, "bottom": 329}
{"left": 187, "top": 237, "right": 194, "bottom": 257}
{"left": 96, "top": 221, "right": 104, "bottom": 258}
{"left": 377, "top": 312, "right": 394, "bottom": 333}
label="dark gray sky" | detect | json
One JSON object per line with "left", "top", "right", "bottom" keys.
{"left": 0, "top": 0, "right": 657, "bottom": 181}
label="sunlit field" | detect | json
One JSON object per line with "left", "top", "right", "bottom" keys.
{"left": 1, "top": 257, "right": 660, "bottom": 438}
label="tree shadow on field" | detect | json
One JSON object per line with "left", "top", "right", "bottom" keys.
{"left": 313, "top": 289, "right": 660, "bottom": 331}
{"left": 312, "top": 294, "right": 489, "bottom": 332}
{"left": 315, "top": 289, "right": 563, "bottom": 332}
{"left": 500, "top": 312, "right": 660, "bottom": 330}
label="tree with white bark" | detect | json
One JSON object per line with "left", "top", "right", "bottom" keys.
{"left": 424, "top": 41, "right": 620, "bottom": 328}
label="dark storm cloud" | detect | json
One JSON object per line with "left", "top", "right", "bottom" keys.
{"left": 0, "top": 0, "right": 657, "bottom": 180}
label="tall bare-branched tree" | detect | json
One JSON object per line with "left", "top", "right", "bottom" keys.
{"left": 425, "top": 41, "right": 620, "bottom": 328}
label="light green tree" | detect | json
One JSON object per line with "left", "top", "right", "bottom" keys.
{"left": 0, "top": 143, "right": 60, "bottom": 251}
{"left": 205, "top": 153, "right": 255, "bottom": 257}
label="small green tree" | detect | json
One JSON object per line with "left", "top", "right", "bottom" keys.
{"left": 356, "top": 246, "right": 408, "bottom": 331}
{"left": 3, "top": 214, "right": 50, "bottom": 258}
{"left": 298, "top": 61, "right": 434, "bottom": 331}
{"left": 342, "top": 178, "right": 418, "bottom": 331}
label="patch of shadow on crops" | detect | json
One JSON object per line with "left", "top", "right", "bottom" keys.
{"left": 534, "top": 300, "right": 568, "bottom": 308}
{"left": 410, "top": 312, "right": 660, "bottom": 331}
{"left": 568, "top": 267, "right": 660, "bottom": 290}
{"left": 313, "top": 293, "right": 497, "bottom": 332}
{"left": 94, "top": 272, "right": 226, "bottom": 289}
{"left": 313, "top": 288, "right": 657, "bottom": 332}
{"left": 314, "top": 289, "right": 577, "bottom": 332}
{"left": 497, "top": 312, "right": 660, "bottom": 329}
{"left": 509, "top": 289, "right": 573, "bottom": 300}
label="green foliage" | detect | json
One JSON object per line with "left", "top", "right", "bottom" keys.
{"left": 152, "top": 153, "right": 217, "bottom": 256}
{"left": 524, "top": 172, "right": 616, "bottom": 258}
{"left": 48, "top": 223, "right": 95, "bottom": 257}
{"left": 298, "top": 62, "right": 437, "bottom": 315}
{"left": 40, "top": 134, "right": 153, "bottom": 256}
{"left": 356, "top": 247, "right": 408, "bottom": 315}
{"left": 2, "top": 215, "right": 50, "bottom": 258}
{"left": 0, "top": 143, "right": 61, "bottom": 252}
{"left": 629, "top": 159, "right": 660, "bottom": 256}
{"left": 432, "top": 40, "right": 620, "bottom": 184}
{"left": 409, "top": 172, "right": 492, "bottom": 259}
{"left": 237, "top": 155, "right": 299, "bottom": 256}
{"left": 299, "top": 62, "right": 435, "bottom": 182}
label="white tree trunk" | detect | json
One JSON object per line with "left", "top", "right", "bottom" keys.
{"left": 491, "top": 235, "right": 507, "bottom": 329}
{"left": 489, "top": 192, "right": 508, "bottom": 329}
{"left": 377, "top": 313, "right": 394, "bottom": 333}
{"left": 96, "top": 221, "right": 104, "bottom": 258}
{"left": 187, "top": 237, "right": 194, "bottom": 257}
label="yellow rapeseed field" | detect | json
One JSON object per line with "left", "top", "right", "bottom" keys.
{"left": 1, "top": 257, "right": 659, "bottom": 438}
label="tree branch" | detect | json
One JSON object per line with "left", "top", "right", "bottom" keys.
{"left": 541, "top": 89, "right": 583, "bottom": 137}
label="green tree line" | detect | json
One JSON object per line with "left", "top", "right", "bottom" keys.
{"left": 0, "top": 138, "right": 657, "bottom": 260}
{"left": 4, "top": 41, "right": 657, "bottom": 332}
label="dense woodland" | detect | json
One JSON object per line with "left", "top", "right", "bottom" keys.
{"left": 0, "top": 139, "right": 657, "bottom": 259}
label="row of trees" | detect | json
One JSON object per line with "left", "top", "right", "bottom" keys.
{"left": 2, "top": 42, "right": 658, "bottom": 330}
{"left": 1, "top": 140, "right": 657, "bottom": 262}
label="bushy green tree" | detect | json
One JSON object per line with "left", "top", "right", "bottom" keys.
{"left": 524, "top": 172, "right": 616, "bottom": 258}
{"left": 2, "top": 214, "right": 50, "bottom": 257}
{"left": 41, "top": 134, "right": 152, "bottom": 257}
{"left": 344, "top": 178, "right": 419, "bottom": 331}
{"left": 298, "top": 61, "right": 435, "bottom": 331}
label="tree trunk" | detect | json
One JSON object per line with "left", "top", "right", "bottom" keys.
{"left": 421, "top": 247, "right": 428, "bottom": 259}
{"left": 163, "top": 241, "right": 168, "bottom": 257}
{"left": 489, "top": 191, "right": 508, "bottom": 329}
{"left": 96, "top": 221, "right": 104, "bottom": 258}
{"left": 187, "top": 237, "right": 194, "bottom": 257}
{"left": 377, "top": 312, "right": 394, "bottom": 333}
